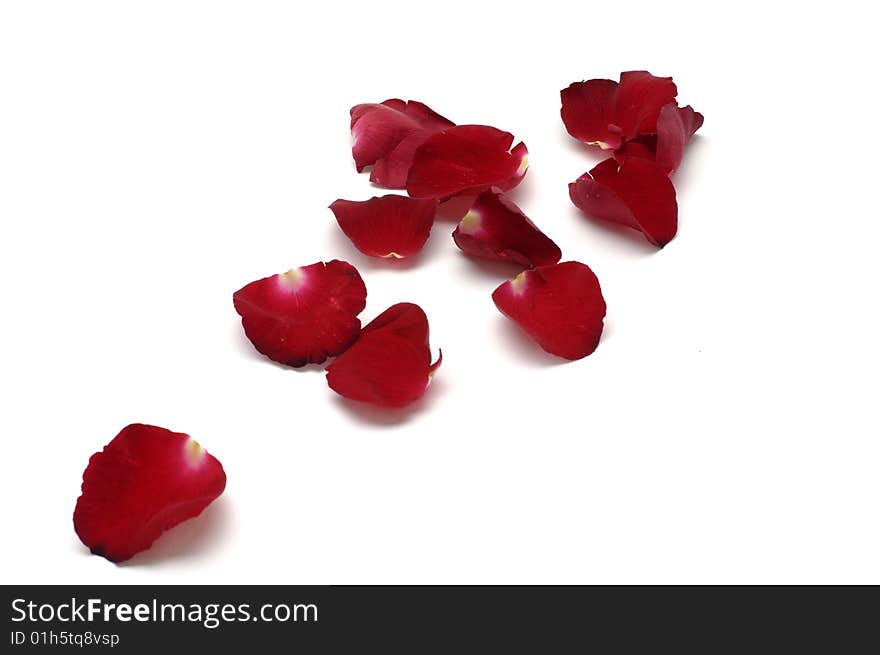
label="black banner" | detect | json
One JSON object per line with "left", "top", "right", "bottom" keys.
{"left": 2, "top": 586, "right": 876, "bottom": 652}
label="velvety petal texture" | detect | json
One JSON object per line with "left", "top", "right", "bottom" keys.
{"left": 330, "top": 195, "right": 438, "bottom": 258}
{"left": 350, "top": 99, "right": 454, "bottom": 188}
{"left": 568, "top": 157, "right": 678, "bottom": 247}
{"left": 406, "top": 125, "right": 529, "bottom": 199}
{"left": 453, "top": 188, "right": 561, "bottom": 267}
{"left": 492, "top": 261, "right": 606, "bottom": 360}
{"left": 560, "top": 71, "right": 677, "bottom": 150}
{"left": 73, "top": 424, "right": 226, "bottom": 563}
{"left": 233, "top": 260, "right": 367, "bottom": 366}
{"left": 326, "top": 302, "right": 441, "bottom": 408}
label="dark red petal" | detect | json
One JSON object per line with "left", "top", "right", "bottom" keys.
{"left": 493, "top": 262, "right": 606, "bottom": 360}
{"left": 360, "top": 301, "right": 431, "bottom": 351}
{"left": 330, "top": 195, "right": 438, "bottom": 259}
{"left": 326, "top": 302, "right": 440, "bottom": 408}
{"left": 653, "top": 103, "right": 704, "bottom": 173}
{"left": 233, "top": 260, "right": 367, "bottom": 366}
{"left": 73, "top": 424, "right": 226, "bottom": 563}
{"left": 612, "top": 71, "right": 678, "bottom": 140}
{"left": 614, "top": 103, "right": 703, "bottom": 173}
{"left": 560, "top": 78, "right": 620, "bottom": 149}
{"left": 350, "top": 99, "right": 454, "bottom": 178}
{"left": 452, "top": 188, "right": 561, "bottom": 267}
{"left": 406, "top": 125, "right": 529, "bottom": 199}
{"left": 561, "top": 71, "right": 677, "bottom": 150}
{"left": 568, "top": 157, "right": 678, "bottom": 247}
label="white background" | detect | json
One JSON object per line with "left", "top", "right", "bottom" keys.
{"left": 1, "top": 1, "right": 878, "bottom": 584}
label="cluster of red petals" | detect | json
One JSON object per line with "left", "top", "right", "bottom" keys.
{"left": 73, "top": 424, "right": 226, "bottom": 563}
{"left": 492, "top": 261, "right": 606, "bottom": 360}
{"left": 615, "top": 103, "right": 704, "bottom": 174}
{"left": 453, "top": 188, "right": 561, "bottom": 267}
{"left": 560, "top": 71, "right": 678, "bottom": 151}
{"left": 233, "top": 261, "right": 440, "bottom": 408}
{"left": 351, "top": 99, "right": 529, "bottom": 200}
{"left": 326, "top": 302, "right": 441, "bottom": 408}
{"left": 562, "top": 71, "right": 701, "bottom": 247}
{"left": 330, "top": 195, "right": 438, "bottom": 259}
{"left": 350, "top": 99, "right": 454, "bottom": 189}
{"left": 76, "top": 80, "right": 706, "bottom": 563}
{"left": 406, "top": 125, "right": 528, "bottom": 199}
{"left": 569, "top": 157, "right": 678, "bottom": 247}
{"left": 233, "top": 260, "right": 367, "bottom": 366}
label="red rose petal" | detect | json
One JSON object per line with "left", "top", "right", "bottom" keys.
{"left": 326, "top": 302, "right": 441, "bottom": 408}
{"left": 73, "top": 424, "right": 226, "bottom": 563}
{"left": 560, "top": 78, "right": 618, "bottom": 148}
{"left": 613, "top": 71, "right": 679, "bottom": 139}
{"left": 561, "top": 71, "right": 677, "bottom": 150}
{"left": 452, "top": 188, "right": 561, "bottom": 267}
{"left": 406, "top": 125, "right": 529, "bottom": 199}
{"left": 492, "top": 261, "right": 606, "bottom": 360}
{"left": 616, "top": 102, "right": 704, "bottom": 173}
{"left": 233, "top": 260, "right": 367, "bottom": 366}
{"left": 350, "top": 99, "right": 454, "bottom": 187}
{"left": 330, "top": 195, "right": 438, "bottom": 259}
{"left": 359, "top": 300, "right": 432, "bottom": 347}
{"left": 369, "top": 130, "right": 436, "bottom": 189}
{"left": 568, "top": 157, "right": 678, "bottom": 247}
{"left": 654, "top": 103, "right": 703, "bottom": 173}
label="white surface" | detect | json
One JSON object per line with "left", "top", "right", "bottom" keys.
{"left": 1, "top": 1, "right": 877, "bottom": 584}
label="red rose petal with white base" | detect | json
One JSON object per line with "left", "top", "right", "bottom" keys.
{"left": 330, "top": 195, "right": 438, "bottom": 259}
{"left": 492, "top": 261, "right": 606, "bottom": 360}
{"left": 73, "top": 424, "right": 226, "bottom": 563}
{"left": 453, "top": 188, "right": 561, "bottom": 267}
{"left": 406, "top": 125, "right": 529, "bottom": 199}
{"left": 568, "top": 157, "right": 678, "bottom": 247}
{"left": 233, "top": 260, "right": 367, "bottom": 367}
{"left": 326, "top": 302, "right": 441, "bottom": 408}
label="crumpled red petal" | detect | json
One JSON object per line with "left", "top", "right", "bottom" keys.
{"left": 406, "top": 125, "right": 529, "bottom": 199}
{"left": 350, "top": 99, "right": 454, "bottom": 188}
{"left": 615, "top": 102, "right": 704, "bottom": 173}
{"left": 452, "top": 188, "right": 561, "bottom": 267}
{"left": 492, "top": 261, "right": 606, "bottom": 360}
{"left": 560, "top": 71, "right": 677, "bottom": 151}
{"left": 73, "top": 424, "right": 226, "bottom": 563}
{"left": 329, "top": 195, "right": 438, "bottom": 259}
{"left": 233, "top": 260, "right": 367, "bottom": 366}
{"left": 568, "top": 157, "right": 678, "bottom": 247}
{"left": 326, "top": 302, "right": 441, "bottom": 408}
